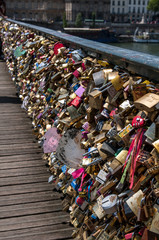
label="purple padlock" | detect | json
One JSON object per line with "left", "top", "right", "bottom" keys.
{"left": 75, "top": 86, "right": 85, "bottom": 98}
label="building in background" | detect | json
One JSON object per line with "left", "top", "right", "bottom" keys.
{"left": 110, "top": 0, "right": 152, "bottom": 23}
{"left": 128, "top": 0, "right": 152, "bottom": 23}
{"left": 110, "top": 0, "right": 128, "bottom": 22}
{"left": 5, "top": 0, "right": 65, "bottom": 22}
{"left": 5, "top": 0, "right": 111, "bottom": 23}
{"left": 65, "top": 0, "right": 110, "bottom": 22}
{"left": 5, "top": 0, "right": 153, "bottom": 24}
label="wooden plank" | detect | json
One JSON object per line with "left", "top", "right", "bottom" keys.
{"left": 0, "top": 105, "right": 22, "bottom": 108}
{"left": 0, "top": 224, "right": 72, "bottom": 238}
{"left": 0, "top": 109, "right": 25, "bottom": 113}
{"left": 0, "top": 103, "right": 22, "bottom": 106}
{"left": 0, "top": 108, "right": 25, "bottom": 112}
{"left": 0, "top": 102, "right": 22, "bottom": 106}
{"left": 0, "top": 108, "right": 23, "bottom": 112}
{"left": 0, "top": 200, "right": 62, "bottom": 212}
{"left": 0, "top": 115, "right": 31, "bottom": 120}
{"left": 0, "top": 114, "right": 28, "bottom": 119}
{"left": 0, "top": 92, "right": 20, "bottom": 96}
{"left": 0, "top": 75, "right": 12, "bottom": 78}
{"left": 0, "top": 118, "right": 30, "bottom": 122}
{"left": 0, "top": 215, "right": 70, "bottom": 232}
{"left": 0, "top": 115, "right": 27, "bottom": 119}
{"left": 0, "top": 113, "right": 30, "bottom": 118}
{"left": 0, "top": 122, "right": 32, "bottom": 127}
{"left": 0, "top": 85, "right": 15, "bottom": 87}
{"left": 0, "top": 112, "right": 27, "bottom": 116}
{"left": 0, "top": 115, "right": 29, "bottom": 120}
{"left": 0, "top": 138, "right": 39, "bottom": 144}
{"left": 0, "top": 211, "right": 66, "bottom": 226}
{"left": 0, "top": 85, "right": 16, "bottom": 87}
{"left": 0, "top": 228, "right": 73, "bottom": 240}
{"left": 0, "top": 87, "right": 19, "bottom": 90}
{"left": 0, "top": 153, "right": 43, "bottom": 162}
{"left": 0, "top": 81, "right": 15, "bottom": 84}
{"left": 0, "top": 187, "right": 53, "bottom": 197}
{"left": 0, "top": 191, "right": 62, "bottom": 207}
{"left": 0, "top": 123, "right": 32, "bottom": 128}
{"left": 0, "top": 159, "right": 45, "bottom": 170}
{"left": 0, "top": 79, "right": 14, "bottom": 81}
{"left": 0, "top": 132, "right": 34, "bottom": 137}
{"left": 0, "top": 134, "right": 36, "bottom": 140}
{"left": 0, "top": 148, "right": 42, "bottom": 156}
{"left": 0, "top": 202, "right": 62, "bottom": 219}
{"left": 0, "top": 69, "right": 11, "bottom": 72}
{"left": 0, "top": 125, "right": 33, "bottom": 130}
{"left": 0, "top": 174, "right": 49, "bottom": 186}
{"left": 0, "top": 90, "right": 17, "bottom": 93}
{"left": 0, "top": 87, "right": 15, "bottom": 90}
{"left": 0, "top": 182, "right": 54, "bottom": 195}
{"left": 0, "top": 166, "right": 48, "bottom": 178}
{"left": 0, "top": 130, "right": 34, "bottom": 136}
{"left": 0, "top": 119, "right": 32, "bottom": 124}
{"left": 0, "top": 105, "right": 23, "bottom": 109}
{"left": 0, "top": 142, "right": 40, "bottom": 150}
{"left": 0, "top": 138, "right": 37, "bottom": 145}
{"left": 0, "top": 125, "right": 31, "bottom": 130}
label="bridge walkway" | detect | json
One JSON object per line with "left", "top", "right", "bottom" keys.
{"left": 0, "top": 61, "right": 73, "bottom": 240}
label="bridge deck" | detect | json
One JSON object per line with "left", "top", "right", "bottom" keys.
{"left": 0, "top": 61, "right": 73, "bottom": 240}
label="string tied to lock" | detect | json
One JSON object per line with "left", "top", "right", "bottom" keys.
{"left": 119, "top": 128, "right": 146, "bottom": 189}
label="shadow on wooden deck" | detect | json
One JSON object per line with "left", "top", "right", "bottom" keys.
{"left": 0, "top": 96, "right": 21, "bottom": 104}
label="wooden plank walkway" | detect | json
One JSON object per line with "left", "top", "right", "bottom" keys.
{"left": 0, "top": 62, "right": 73, "bottom": 240}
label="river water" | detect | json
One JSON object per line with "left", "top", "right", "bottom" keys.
{"left": 109, "top": 42, "right": 159, "bottom": 57}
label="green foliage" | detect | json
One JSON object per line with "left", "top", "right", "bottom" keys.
{"left": 92, "top": 12, "right": 96, "bottom": 28}
{"left": 147, "top": 0, "right": 159, "bottom": 12}
{"left": 75, "top": 13, "right": 83, "bottom": 27}
{"left": 63, "top": 12, "right": 67, "bottom": 28}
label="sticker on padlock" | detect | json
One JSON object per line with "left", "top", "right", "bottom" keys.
{"left": 48, "top": 175, "right": 55, "bottom": 183}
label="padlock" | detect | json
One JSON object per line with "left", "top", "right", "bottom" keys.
{"left": 142, "top": 197, "right": 149, "bottom": 219}
{"left": 137, "top": 198, "right": 146, "bottom": 222}
{"left": 84, "top": 216, "right": 95, "bottom": 232}
{"left": 116, "top": 200, "right": 122, "bottom": 224}
{"left": 95, "top": 230, "right": 110, "bottom": 240}
{"left": 147, "top": 199, "right": 154, "bottom": 217}
{"left": 89, "top": 90, "right": 103, "bottom": 110}
{"left": 134, "top": 93, "right": 159, "bottom": 112}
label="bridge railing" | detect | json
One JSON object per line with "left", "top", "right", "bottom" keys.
{"left": 7, "top": 18, "right": 159, "bottom": 82}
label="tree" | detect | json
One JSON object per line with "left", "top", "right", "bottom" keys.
{"left": 75, "top": 13, "right": 83, "bottom": 27}
{"left": 63, "top": 12, "right": 67, "bottom": 28}
{"left": 92, "top": 12, "right": 96, "bottom": 28}
{"left": 147, "top": 0, "right": 159, "bottom": 13}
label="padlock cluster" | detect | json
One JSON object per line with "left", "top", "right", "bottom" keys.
{"left": 1, "top": 20, "right": 159, "bottom": 240}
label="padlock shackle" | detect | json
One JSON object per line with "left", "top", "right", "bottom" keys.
{"left": 92, "top": 81, "right": 112, "bottom": 92}
{"left": 83, "top": 148, "right": 98, "bottom": 156}
{"left": 86, "top": 157, "right": 102, "bottom": 166}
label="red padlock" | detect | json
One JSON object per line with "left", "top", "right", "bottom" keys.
{"left": 132, "top": 115, "right": 145, "bottom": 128}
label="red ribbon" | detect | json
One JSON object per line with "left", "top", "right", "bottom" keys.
{"left": 129, "top": 128, "right": 145, "bottom": 189}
